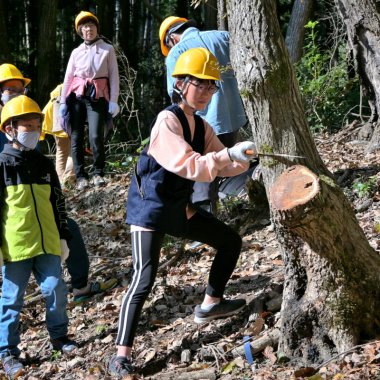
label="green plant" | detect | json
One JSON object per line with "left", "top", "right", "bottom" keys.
{"left": 50, "top": 350, "right": 62, "bottom": 361}
{"left": 352, "top": 176, "right": 377, "bottom": 198}
{"left": 96, "top": 324, "right": 107, "bottom": 334}
{"left": 296, "top": 20, "right": 360, "bottom": 133}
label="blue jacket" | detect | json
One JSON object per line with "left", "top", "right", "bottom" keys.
{"left": 166, "top": 27, "right": 247, "bottom": 135}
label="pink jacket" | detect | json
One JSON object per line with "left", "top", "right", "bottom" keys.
{"left": 148, "top": 110, "right": 249, "bottom": 181}
{"left": 131, "top": 109, "right": 249, "bottom": 232}
{"left": 61, "top": 38, "right": 119, "bottom": 103}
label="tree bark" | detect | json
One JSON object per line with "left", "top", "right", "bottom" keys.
{"left": 226, "top": 0, "right": 380, "bottom": 364}
{"left": 333, "top": 0, "right": 380, "bottom": 151}
{"left": 97, "top": 0, "right": 116, "bottom": 40}
{"left": 204, "top": 0, "right": 217, "bottom": 30}
{"left": 0, "top": 0, "right": 10, "bottom": 62}
{"left": 217, "top": 0, "right": 228, "bottom": 31}
{"left": 36, "top": 0, "right": 58, "bottom": 106}
{"left": 285, "top": 0, "right": 315, "bottom": 63}
{"left": 271, "top": 165, "right": 380, "bottom": 360}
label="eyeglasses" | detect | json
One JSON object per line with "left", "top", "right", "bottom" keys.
{"left": 1, "top": 87, "right": 25, "bottom": 95}
{"left": 188, "top": 81, "right": 219, "bottom": 94}
{"left": 81, "top": 23, "right": 96, "bottom": 30}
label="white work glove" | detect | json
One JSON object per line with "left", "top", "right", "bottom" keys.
{"left": 59, "top": 104, "right": 68, "bottom": 118}
{"left": 108, "top": 102, "right": 120, "bottom": 118}
{"left": 228, "top": 141, "right": 258, "bottom": 162}
{"left": 60, "top": 239, "right": 70, "bottom": 263}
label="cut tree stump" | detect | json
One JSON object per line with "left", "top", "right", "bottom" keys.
{"left": 269, "top": 165, "right": 380, "bottom": 364}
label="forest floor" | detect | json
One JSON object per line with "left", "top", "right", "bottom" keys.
{"left": 1, "top": 122, "right": 380, "bottom": 380}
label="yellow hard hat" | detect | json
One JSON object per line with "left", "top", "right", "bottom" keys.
{"left": 0, "top": 64, "right": 31, "bottom": 87}
{"left": 172, "top": 47, "right": 220, "bottom": 81}
{"left": 159, "top": 16, "right": 194, "bottom": 57}
{"left": 75, "top": 11, "right": 99, "bottom": 34}
{"left": 0, "top": 95, "right": 44, "bottom": 132}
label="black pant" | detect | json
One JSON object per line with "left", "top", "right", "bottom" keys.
{"left": 116, "top": 212, "right": 242, "bottom": 347}
{"left": 65, "top": 218, "right": 89, "bottom": 290}
{"left": 70, "top": 97, "right": 107, "bottom": 179}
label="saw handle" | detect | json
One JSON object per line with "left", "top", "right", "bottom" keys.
{"left": 245, "top": 149, "right": 255, "bottom": 155}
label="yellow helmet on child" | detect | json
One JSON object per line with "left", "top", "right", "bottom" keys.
{"left": 75, "top": 11, "right": 99, "bottom": 35}
{"left": 0, "top": 64, "right": 31, "bottom": 87}
{"left": 0, "top": 95, "right": 44, "bottom": 132}
{"left": 172, "top": 47, "right": 220, "bottom": 81}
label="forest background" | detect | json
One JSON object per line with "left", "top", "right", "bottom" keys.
{"left": 0, "top": 0, "right": 363, "bottom": 151}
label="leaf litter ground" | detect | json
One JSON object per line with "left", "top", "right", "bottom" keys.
{"left": 1, "top": 122, "right": 380, "bottom": 379}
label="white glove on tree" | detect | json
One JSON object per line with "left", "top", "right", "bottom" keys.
{"left": 60, "top": 239, "right": 70, "bottom": 263}
{"left": 108, "top": 102, "right": 120, "bottom": 117}
{"left": 59, "top": 104, "right": 68, "bottom": 118}
{"left": 228, "top": 141, "right": 258, "bottom": 162}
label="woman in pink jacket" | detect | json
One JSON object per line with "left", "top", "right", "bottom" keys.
{"left": 108, "top": 47, "right": 257, "bottom": 377}
{"left": 60, "top": 11, "right": 119, "bottom": 190}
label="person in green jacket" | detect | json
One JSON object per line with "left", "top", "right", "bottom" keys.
{"left": 0, "top": 95, "right": 77, "bottom": 379}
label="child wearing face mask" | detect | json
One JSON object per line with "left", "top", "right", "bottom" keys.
{"left": 0, "top": 63, "right": 30, "bottom": 153}
{"left": 0, "top": 95, "right": 77, "bottom": 379}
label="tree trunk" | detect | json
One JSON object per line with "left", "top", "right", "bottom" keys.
{"left": 285, "top": 0, "right": 315, "bottom": 63}
{"left": 97, "top": 0, "right": 116, "bottom": 40}
{"left": 0, "top": 0, "right": 10, "bottom": 62}
{"left": 204, "top": 0, "right": 217, "bottom": 30}
{"left": 226, "top": 0, "right": 380, "bottom": 364}
{"left": 36, "top": 0, "right": 58, "bottom": 106}
{"left": 333, "top": 0, "right": 380, "bottom": 152}
{"left": 217, "top": 0, "right": 228, "bottom": 31}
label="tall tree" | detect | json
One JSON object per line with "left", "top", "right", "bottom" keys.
{"left": 97, "top": 0, "right": 115, "bottom": 40}
{"left": 36, "top": 0, "right": 58, "bottom": 106}
{"left": 203, "top": 0, "right": 217, "bottom": 30}
{"left": 333, "top": 0, "right": 380, "bottom": 152}
{"left": 0, "top": 0, "right": 10, "bottom": 62}
{"left": 227, "top": 0, "right": 380, "bottom": 364}
{"left": 285, "top": 0, "right": 315, "bottom": 63}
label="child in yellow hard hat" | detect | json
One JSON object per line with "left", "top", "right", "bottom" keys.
{"left": 0, "top": 95, "right": 77, "bottom": 378}
{"left": 41, "top": 84, "right": 75, "bottom": 185}
{"left": 108, "top": 47, "right": 257, "bottom": 377}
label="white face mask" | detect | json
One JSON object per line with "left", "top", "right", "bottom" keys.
{"left": 1, "top": 93, "right": 18, "bottom": 104}
{"left": 16, "top": 131, "right": 40, "bottom": 150}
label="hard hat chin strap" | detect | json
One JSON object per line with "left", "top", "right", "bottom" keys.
{"left": 174, "top": 77, "right": 195, "bottom": 113}
{"left": 6, "top": 121, "right": 28, "bottom": 151}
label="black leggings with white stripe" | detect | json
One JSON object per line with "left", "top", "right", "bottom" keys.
{"left": 116, "top": 212, "right": 242, "bottom": 347}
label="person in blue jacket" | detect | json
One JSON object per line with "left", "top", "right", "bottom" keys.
{"left": 159, "top": 16, "right": 248, "bottom": 215}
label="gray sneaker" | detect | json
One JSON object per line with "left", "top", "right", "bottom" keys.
{"left": 93, "top": 175, "right": 105, "bottom": 187}
{"left": 1, "top": 355, "right": 25, "bottom": 379}
{"left": 51, "top": 336, "right": 78, "bottom": 354}
{"left": 108, "top": 355, "right": 134, "bottom": 377}
{"left": 194, "top": 298, "right": 246, "bottom": 323}
{"left": 76, "top": 177, "right": 89, "bottom": 190}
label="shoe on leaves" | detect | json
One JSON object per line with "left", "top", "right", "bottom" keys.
{"left": 73, "top": 278, "right": 118, "bottom": 303}
{"left": 93, "top": 174, "right": 105, "bottom": 187}
{"left": 51, "top": 336, "right": 78, "bottom": 354}
{"left": 76, "top": 177, "right": 89, "bottom": 190}
{"left": 194, "top": 298, "right": 246, "bottom": 323}
{"left": 108, "top": 355, "right": 134, "bottom": 377}
{"left": 1, "top": 355, "right": 25, "bottom": 379}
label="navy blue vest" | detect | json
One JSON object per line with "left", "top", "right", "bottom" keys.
{"left": 126, "top": 105, "right": 205, "bottom": 235}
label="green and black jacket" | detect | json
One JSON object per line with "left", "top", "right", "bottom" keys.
{"left": 0, "top": 144, "right": 71, "bottom": 262}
